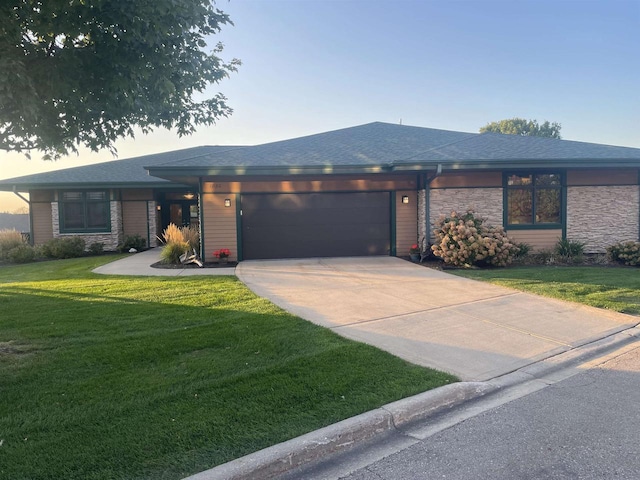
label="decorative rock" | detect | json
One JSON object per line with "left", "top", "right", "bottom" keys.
{"left": 129, "top": 248, "right": 137, "bottom": 253}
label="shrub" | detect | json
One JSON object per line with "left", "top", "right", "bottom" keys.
{"left": 162, "top": 223, "right": 184, "bottom": 245}
{"left": 119, "top": 234, "right": 146, "bottom": 252}
{"left": 555, "top": 238, "right": 585, "bottom": 263}
{"left": 514, "top": 242, "right": 532, "bottom": 259}
{"left": 160, "top": 241, "right": 190, "bottom": 264}
{"left": 607, "top": 241, "right": 640, "bottom": 266}
{"left": 0, "top": 229, "right": 26, "bottom": 260}
{"left": 159, "top": 223, "right": 200, "bottom": 264}
{"left": 7, "top": 244, "right": 36, "bottom": 263}
{"left": 431, "top": 210, "right": 519, "bottom": 267}
{"left": 180, "top": 225, "right": 200, "bottom": 251}
{"left": 88, "top": 242, "right": 105, "bottom": 255}
{"left": 40, "top": 237, "right": 86, "bottom": 259}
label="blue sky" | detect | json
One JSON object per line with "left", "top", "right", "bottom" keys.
{"left": 1, "top": 0, "right": 639, "bottom": 211}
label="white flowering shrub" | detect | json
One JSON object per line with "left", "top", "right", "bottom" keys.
{"left": 607, "top": 241, "right": 640, "bottom": 266}
{"left": 431, "top": 210, "right": 520, "bottom": 267}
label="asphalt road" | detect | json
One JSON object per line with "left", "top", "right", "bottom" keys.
{"left": 295, "top": 343, "right": 640, "bottom": 480}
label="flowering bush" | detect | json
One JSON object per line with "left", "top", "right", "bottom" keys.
{"left": 431, "top": 210, "right": 520, "bottom": 267}
{"left": 409, "top": 244, "right": 420, "bottom": 254}
{"left": 213, "top": 248, "right": 231, "bottom": 259}
{"left": 607, "top": 241, "right": 640, "bottom": 266}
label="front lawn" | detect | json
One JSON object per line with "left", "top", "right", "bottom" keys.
{"left": 453, "top": 266, "right": 640, "bottom": 315}
{"left": 0, "top": 257, "right": 456, "bottom": 480}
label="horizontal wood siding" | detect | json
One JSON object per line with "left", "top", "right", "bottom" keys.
{"left": 202, "top": 176, "right": 417, "bottom": 194}
{"left": 567, "top": 169, "right": 638, "bottom": 186}
{"left": 30, "top": 190, "right": 54, "bottom": 202}
{"left": 506, "top": 229, "right": 562, "bottom": 251}
{"left": 121, "top": 189, "right": 154, "bottom": 201}
{"left": 396, "top": 191, "right": 417, "bottom": 256}
{"left": 31, "top": 202, "right": 53, "bottom": 244}
{"left": 202, "top": 193, "right": 237, "bottom": 261}
{"left": 122, "top": 201, "right": 149, "bottom": 243}
{"left": 430, "top": 172, "right": 502, "bottom": 189}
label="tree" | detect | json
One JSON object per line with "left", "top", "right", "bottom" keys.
{"left": 480, "top": 118, "right": 561, "bottom": 139}
{"left": 0, "top": 1, "right": 240, "bottom": 159}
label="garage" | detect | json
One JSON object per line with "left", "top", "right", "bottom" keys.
{"left": 241, "top": 192, "right": 391, "bottom": 259}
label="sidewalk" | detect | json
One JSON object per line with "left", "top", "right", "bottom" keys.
{"left": 92, "top": 248, "right": 235, "bottom": 276}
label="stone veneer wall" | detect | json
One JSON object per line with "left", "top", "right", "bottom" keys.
{"left": 567, "top": 185, "right": 639, "bottom": 253}
{"left": 418, "top": 189, "right": 427, "bottom": 250}
{"left": 147, "top": 201, "right": 158, "bottom": 247}
{"left": 51, "top": 201, "right": 123, "bottom": 251}
{"left": 429, "top": 188, "right": 503, "bottom": 234}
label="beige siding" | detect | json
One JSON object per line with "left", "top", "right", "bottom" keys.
{"left": 202, "top": 176, "right": 417, "bottom": 194}
{"left": 122, "top": 201, "right": 149, "bottom": 244}
{"left": 567, "top": 169, "right": 638, "bottom": 186}
{"left": 121, "top": 189, "right": 154, "bottom": 201}
{"left": 506, "top": 229, "right": 562, "bottom": 251}
{"left": 202, "top": 193, "right": 237, "bottom": 262}
{"left": 31, "top": 202, "right": 53, "bottom": 244}
{"left": 395, "top": 191, "right": 417, "bottom": 256}
{"left": 430, "top": 172, "right": 502, "bottom": 189}
{"left": 30, "top": 190, "right": 54, "bottom": 202}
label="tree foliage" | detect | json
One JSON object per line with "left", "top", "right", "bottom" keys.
{"left": 480, "top": 118, "right": 562, "bottom": 139}
{"left": 0, "top": 1, "right": 240, "bottom": 159}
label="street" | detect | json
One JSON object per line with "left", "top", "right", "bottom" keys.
{"left": 289, "top": 342, "right": 640, "bottom": 480}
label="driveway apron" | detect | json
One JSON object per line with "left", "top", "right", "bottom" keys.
{"left": 236, "top": 257, "right": 638, "bottom": 381}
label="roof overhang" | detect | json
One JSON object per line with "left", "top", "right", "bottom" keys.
{"left": 0, "top": 181, "right": 193, "bottom": 193}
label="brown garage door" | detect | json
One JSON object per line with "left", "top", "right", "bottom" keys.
{"left": 241, "top": 192, "right": 390, "bottom": 260}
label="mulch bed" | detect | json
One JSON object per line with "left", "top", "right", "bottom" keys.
{"left": 150, "top": 261, "right": 238, "bottom": 269}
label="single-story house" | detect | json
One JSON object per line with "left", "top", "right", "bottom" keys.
{"left": 1, "top": 122, "right": 639, "bottom": 262}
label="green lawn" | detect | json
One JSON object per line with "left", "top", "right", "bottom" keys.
{"left": 0, "top": 257, "right": 456, "bottom": 480}
{"left": 453, "top": 266, "right": 640, "bottom": 315}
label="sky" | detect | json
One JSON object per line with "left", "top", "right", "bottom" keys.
{"left": 1, "top": 0, "right": 639, "bottom": 212}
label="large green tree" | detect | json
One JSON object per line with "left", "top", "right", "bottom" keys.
{"left": 480, "top": 118, "right": 562, "bottom": 139}
{"left": 0, "top": 1, "right": 240, "bottom": 159}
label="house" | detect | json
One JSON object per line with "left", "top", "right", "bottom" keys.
{"left": 1, "top": 122, "right": 639, "bottom": 262}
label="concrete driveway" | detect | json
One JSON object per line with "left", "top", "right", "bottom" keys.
{"left": 237, "top": 257, "right": 638, "bottom": 381}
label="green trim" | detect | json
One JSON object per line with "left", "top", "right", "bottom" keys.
{"left": 58, "top": 190, "right": 112, "bottom": 234}
{"left": 198, "top": 178, "right": 205, "bottom": 261}
{"left": 430, "top": 185, "right": 502, "bottom": 190}
{"left": 390, "top": 192, "right": 396, "bottom": 256}
{"left": 561, "top": 171, "right": 567, "bottom": 240}
{"left": 146, "top": 158, "right": 640, "bottom": 180}
{"left": 503, "top": 171, "right": 564, "bottom": 230}
{"left": 425, "top": 186, "right": 430, "bottom": 245}
{"left": 235, "top": 193, "right": 243, "bottom": 261}
{"left": 506, "top": 224, "right": 563, "bottom": 231}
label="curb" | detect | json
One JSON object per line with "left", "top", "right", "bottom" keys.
{"left": 184, "top": 325, "right": 640, "bottom": 480}
{"left": 182, "top": 382, "right": 495, "bottom": 480}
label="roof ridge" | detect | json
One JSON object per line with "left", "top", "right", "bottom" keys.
{"left": 391, "top": 131, "right": 479, "bottom": 164}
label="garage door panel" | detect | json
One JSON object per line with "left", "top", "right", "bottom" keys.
{"left": 242, "top": 193, "right": 390, "bottom": 259}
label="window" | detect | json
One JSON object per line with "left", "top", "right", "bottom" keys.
{"left": 506, "top": 173, "right": 562, "bottom": 226}
{"left": 60, "top": 191, "right": 110, "bottom": 232}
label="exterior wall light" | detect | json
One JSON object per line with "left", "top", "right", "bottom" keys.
{"left": 401, "top": 195, "right": 409, "bottom": 204}
{"left": 224, "top": 198, "right": 232, "bottom": 207}
{"left": 184, "top": 192, "right": 195, "bottom": 200}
